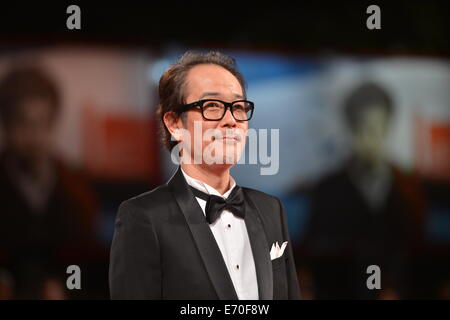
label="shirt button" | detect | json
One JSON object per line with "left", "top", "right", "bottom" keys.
{"left": 227, "top": 224, "right": 231, "bottom": 229}
{"left": 236, "top": 264, "right": 239, "bottom": 270}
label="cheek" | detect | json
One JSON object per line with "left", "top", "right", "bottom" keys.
{"left": 182, "top": 114, "right": 201, "bottom": 142}
{"left": 10, "top": 126, "right": 30, "bottom": 144}
{"left": 238, "top": 125, "right": 248, "bottom": 145}
{"left": 200, "top": 123, "right": 219, "bottom": 144}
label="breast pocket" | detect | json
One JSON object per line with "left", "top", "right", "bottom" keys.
{"left": 271, "top": 255, "right": 288, "bottom": 298}
{"left": 271, "top": 255, "right": 287, "bottom": 272}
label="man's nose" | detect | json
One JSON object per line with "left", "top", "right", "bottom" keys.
{"left": 220, "top": 108, "right": 237, "bottom": 127}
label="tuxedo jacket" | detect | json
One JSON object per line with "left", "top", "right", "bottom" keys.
{"left": 109, "top": 167, "right": 300, "bottom": 300}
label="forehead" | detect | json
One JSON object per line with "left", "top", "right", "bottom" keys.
{"left": 184, "top": 64, "right": 243, "bottom": 98}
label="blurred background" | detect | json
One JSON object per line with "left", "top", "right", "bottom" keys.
{"left": 0, "top": 1, "right": 448, "bottom": 299}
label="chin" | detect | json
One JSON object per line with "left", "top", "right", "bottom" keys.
{"left": 202, "top": 155, "right": 235, "bottom": 166}
{"left": 200, "top": 140, "right": 239, "bottom": 164}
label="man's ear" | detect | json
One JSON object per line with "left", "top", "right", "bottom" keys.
{"left": 163, "top": 112, "right": 184, "bottom": 142}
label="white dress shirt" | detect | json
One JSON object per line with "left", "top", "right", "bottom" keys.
{"left": 181, "top": 168, "right": 259, "bottom": 300}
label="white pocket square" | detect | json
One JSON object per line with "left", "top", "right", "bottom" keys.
{"left": 270, "top": 241, "right": 288, "bottom": 260}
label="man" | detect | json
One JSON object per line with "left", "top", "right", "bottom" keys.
{"left": 302, "top": 82, "right": 423, "bottom": 299}
{"left": 0, "top": 65, "right": 99, "bottom": 299}
{"left": 109, "top": 51, "right": 300, "bottom": 300}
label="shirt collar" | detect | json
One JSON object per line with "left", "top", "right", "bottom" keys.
{"left": 181, "top": 167, "right": 236, "bottom": 199}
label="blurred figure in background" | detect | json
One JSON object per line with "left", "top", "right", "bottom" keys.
{"left": 301, "top": 82, "right": 425, "bottom": 299}
{"left": 0, "top": 65, "right": 99, "bottom": 299}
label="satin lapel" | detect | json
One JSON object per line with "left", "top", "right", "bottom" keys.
{"left": 243, "top": 189, "right": 273, "bottom": 300}
{"left": 167, "top": 167, "right": 238, "bottom": 300}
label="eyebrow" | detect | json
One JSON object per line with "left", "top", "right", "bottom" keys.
{"left": 199, "top": 92, "right": 244, "bottom": 100}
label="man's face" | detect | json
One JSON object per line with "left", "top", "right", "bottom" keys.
{"left": 5, "top": 97, "right": 56, "bottom": 164}
{"left": 352, "top": 106, "right": 390, "bottom": 164}
{"left": 179, "top": 64, "right": 248, "bottom": 167}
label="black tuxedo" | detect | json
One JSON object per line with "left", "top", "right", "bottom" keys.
{"left": 109, "top": 167, "right": 300, "bottom": 299}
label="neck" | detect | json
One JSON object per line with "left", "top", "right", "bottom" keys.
{"left": 181, "top": 163, "right": 232, "bottom": 194}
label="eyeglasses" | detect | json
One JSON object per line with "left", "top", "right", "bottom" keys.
{"left": 181, "top": 99, "right": 254, "bottom": 121}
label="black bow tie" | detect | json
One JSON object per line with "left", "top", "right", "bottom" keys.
{"left": 190, "top": 186, "right": 246, "bottom": 224}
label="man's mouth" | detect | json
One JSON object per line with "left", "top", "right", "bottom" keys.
{"left": 212, "top": 135, "right": 241, "bottom": 142}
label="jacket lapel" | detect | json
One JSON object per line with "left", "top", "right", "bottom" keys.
{"left": 167, "top": 167, "right": 238, "bottom": 300}
{"left": 243, "top": 189, "right": 274, "bottom": 300}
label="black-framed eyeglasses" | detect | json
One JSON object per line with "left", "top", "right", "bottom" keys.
{"left": 181, "top": 99, "right": 254, "bottom": 121}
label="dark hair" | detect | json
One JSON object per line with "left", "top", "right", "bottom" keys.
{"left": 343, "top": 82, "right": 393, "bottom": 133}
{"left": 157, "top": 51, "right": 247, "bottom": 151}
{"left": 0, "top": 65, "right": 61, "bottom": 127}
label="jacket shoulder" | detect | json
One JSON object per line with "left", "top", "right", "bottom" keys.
{"left": 242, "top": 187, "right": 281, "bottom": 209}
{"left": 119, "top": 184, "right": 173, "bottom": 214}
